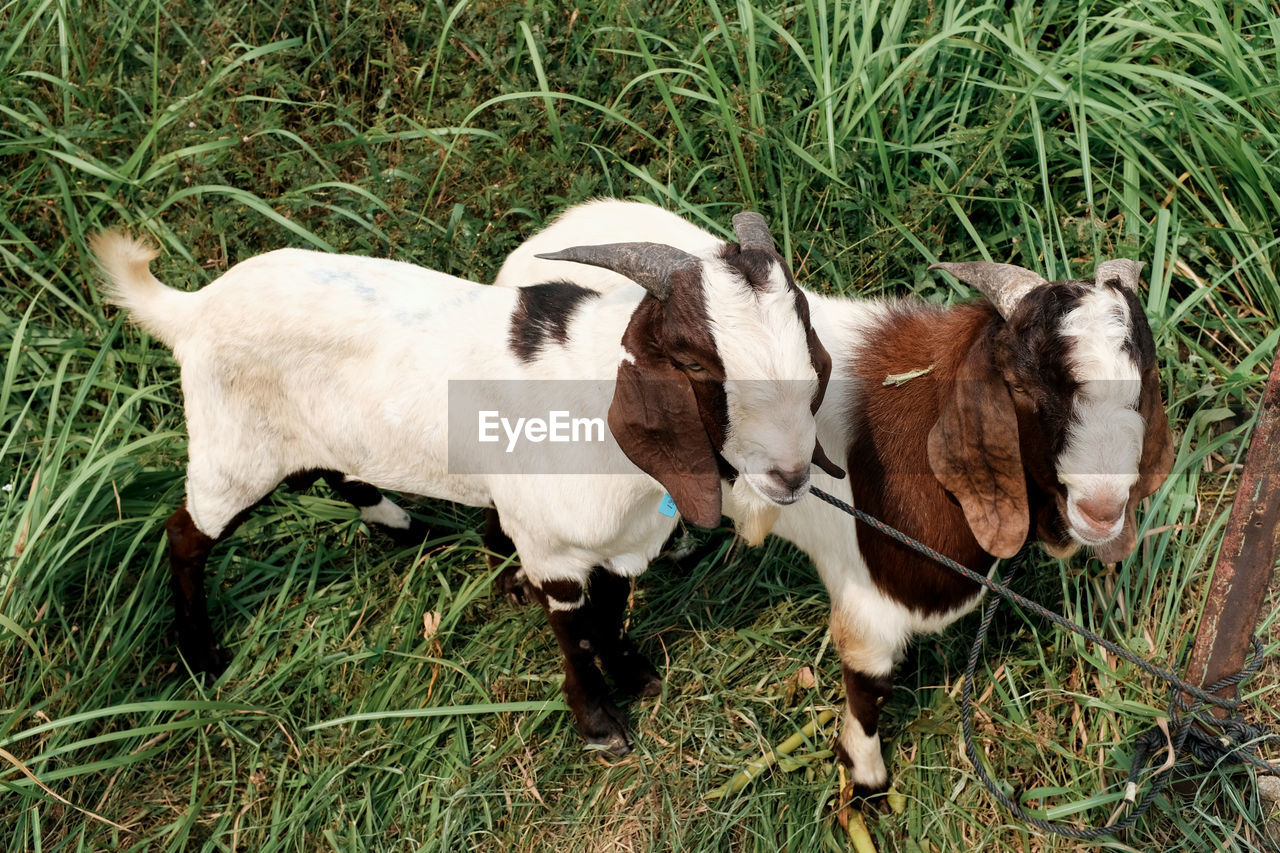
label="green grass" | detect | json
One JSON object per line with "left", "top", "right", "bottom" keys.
{"left": 3, "top": 0, "right": 1279, "bottom": 849}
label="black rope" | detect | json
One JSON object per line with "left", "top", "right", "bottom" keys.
{"left": 807, "top": 484, "right": 1280, "bottom": 839}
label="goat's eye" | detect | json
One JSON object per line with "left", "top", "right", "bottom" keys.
{"left": 1009, "top": 382, "right": 1039, "bottom": 411}
{"left": 681, "top": 362, "right": 706, "bottom": 374}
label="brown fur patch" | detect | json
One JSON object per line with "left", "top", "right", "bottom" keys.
{"left": 847, "top": 303, "right": 1009, "bottom": 615}
{"left": 609, "top": 290, "right": 724, "bottom": 528}
{"left": 842, "top": 665, "right": 893, "bottom": 737}
{"left": 927, "top": 323, "right": 1029, "bottom": 559}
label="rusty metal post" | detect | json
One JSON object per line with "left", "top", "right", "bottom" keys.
{"left": 1183, "top": 347, "right": 1280, "bottom": 711}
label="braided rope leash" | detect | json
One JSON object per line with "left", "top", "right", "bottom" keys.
{"left": 807, "top": 485, "right": 1280, "bottom": 839}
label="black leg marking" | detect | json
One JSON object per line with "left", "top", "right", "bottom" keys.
{"left": 843, "top": 666, "right": 893, "bottom": 738}
{"left": 283, "top": 469, "right": 325, "bottom": 492}
{"left": 587, "top": 568, "right": 661, "bottom": 699}
{"left": 165, "top": 505, "right": 226, "bottom": 677}
{"left": 531, "top": 578, "right": 630, "bottom": 755}
{"left": 322, "top": 471, "right": 382, "bottom": 508}
{"left": 318, "top": 471, "right": 426, "bottom": 545}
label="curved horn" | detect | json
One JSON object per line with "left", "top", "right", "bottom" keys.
{"left": 1095, "top": 259, "right": 1145, "bottom": 291}
{"left": 535, "top": 242, "right": 700, "bottom": 302}
{"left": 732, "top": 211, "right": 776, "bottom": 252}
{"left": 929, "top": 261, "right": 1049, "bottom": 320}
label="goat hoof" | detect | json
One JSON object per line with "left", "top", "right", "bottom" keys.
{"left": 579, "top": 702, "right": 630, "bottom": 755}
{"left": 630, "top": 671, "right": 663, "bottom": 699}
{"left": 181, "top": 644, "right": 228, "bottom": 680}
{"left": 588, "top": 731, "right": 632, "bottom": 756}
{"left": 506, "top": 584, "right": 532, "bottom": 607}
{"left": 839, "top": 779, "right": 891, "bottom": 813}
{"left": 833, "top": 741, "right": 890, "bottom": 810}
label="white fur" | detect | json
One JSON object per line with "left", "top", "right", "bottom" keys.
{"left": 1056, "top": 287, "right": 1144, "bottom": 543}
{"left": 840, "top": 716, "right": 889, "bottom": 790}
{"left": 706, "top": 258, "right": 820, "bottom": 504}
{"left": 547, "top": 593, "right": 586, "bottom": 612}
{"left": 360, "top": 496, "right": 412, "bottom": 529}
{"left": 497, "top": 200, "right": 820, "bottom": 505}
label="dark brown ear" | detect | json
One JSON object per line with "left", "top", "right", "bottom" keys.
{"left": 927, "top": 332, "right": 1029, "bottom": 558}
{"left": 1093, "top": 366, "right": 1174, "bottom": 563}
{"left": 1136, "top": 366, "right": 1174, "bottom": 498}
{"left": 608, "top": 300, "right": 722, "bottom": 528}
{"left": 795, "top": 290, "right": 845, "bottom": 479}
{"left": 806, "top": 326, "right": 845, "bottom": 479}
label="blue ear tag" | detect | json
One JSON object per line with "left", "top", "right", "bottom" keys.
{"left": 658, "top": 493, "right": 678, "bottom": 517}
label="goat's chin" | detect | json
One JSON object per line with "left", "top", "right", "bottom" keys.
{"left": 1034, "top": 503, "right": 1080, "bottom": 559}
{"left": 730, "top": 479, "right": 782, "bottom": 546}
{"left": 1087, "top": 515, "right": 1138, "bottom": 564}
{"left": 1061, "top": 523, "right": 1138, "bottom": 564}
{"left": 1038, "top": 511, "right": 1136, "bottom": 563}
{"left": 1040, "top": 537, "right": 1081, "bottom": 560}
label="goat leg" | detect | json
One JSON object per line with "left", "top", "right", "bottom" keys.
{"left": 165, "top": 505, "right": 226, "bottom": 677}
{"left": 484, "top": 508, "right": 529, "bottom": 605}
{"left": 532, "top": 578, "right": 630, "bottom": 754}
{"left": 587, "top": 567, "right": 661, "bottom": 698}
{"left": 834, "top": 663, "right": 894, "bottom": 807}
{"left": 829, "top": 608, "right": 895, "bottom": 802}
{"left": 321, "top": 471, "right": 425, "bottom": 546}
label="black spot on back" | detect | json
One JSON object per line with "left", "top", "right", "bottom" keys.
{"left": 508, "top": 281, "right": 601, "bottom": 362}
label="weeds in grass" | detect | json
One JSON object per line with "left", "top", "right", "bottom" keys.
{"left": 2, "top": 0, "right": 1278, "bottom": 850}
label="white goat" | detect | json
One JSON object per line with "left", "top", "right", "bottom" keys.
{"left": 91, "top": 215, "right": 840, "bottom": 754}
{"left": 495, "top": 199, "right": 1174, "bottom": 793}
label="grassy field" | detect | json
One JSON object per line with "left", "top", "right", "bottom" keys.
{"left": 3, "top": 0, "right": 1279, "bottom": 849}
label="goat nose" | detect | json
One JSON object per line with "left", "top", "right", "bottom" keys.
{"left": 768, "top": 465, "right": 810, "bottom": 494}
{"left": 1076, "top": 496, "right": 1125, "bottom": 531}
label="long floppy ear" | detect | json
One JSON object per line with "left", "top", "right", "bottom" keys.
{"left": 793, "top": 290, "right": 845, "bottom": 479}
{"left": 927, "top": 332, "right": 1029, "bottom": 558}
{"left": 1135, "top": 365, "right": 1174, "bottom": 498}
{"left": 608, "top": 300, "right": 722, "bottom": 528}
{"left": 1093, "top": 365, "right": 1174, "bottom": 563}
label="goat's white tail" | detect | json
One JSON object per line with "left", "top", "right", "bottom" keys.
{"left": 90, "top": 230, "right": 195, "bottom": 350}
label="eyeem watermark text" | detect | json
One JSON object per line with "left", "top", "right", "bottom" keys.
{"left": 478, "top": 410, "right": 606, "bottom": 452}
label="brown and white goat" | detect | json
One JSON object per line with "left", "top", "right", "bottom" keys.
{"left": 767, "top": 259, "right": 1174, "bottom": 796}
{"left": 498, "top": 201, "right": 1174, "bottom": 793}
